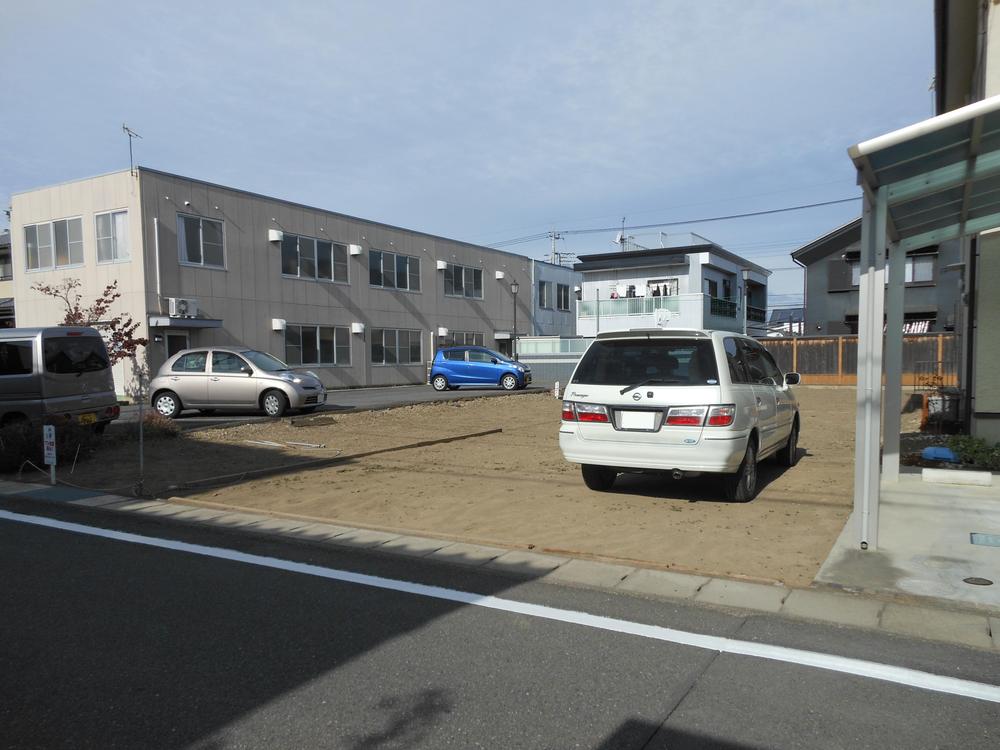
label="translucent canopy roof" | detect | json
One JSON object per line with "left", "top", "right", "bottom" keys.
{"left": 849, "top": 94, "right": 1000, "bottom": 249}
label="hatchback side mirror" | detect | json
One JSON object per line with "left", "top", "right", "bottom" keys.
{"left": 784, "top": 372, "right": 801, "bottom": 386}
{"left": 242, "top": 366, "right": 253, "bottom": 376}
{"left": 490, "top": 358, "right": 498, "bottom": 364}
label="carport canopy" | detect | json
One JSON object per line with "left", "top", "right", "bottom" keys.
{"left": 847, "top": 93, "right": 1000, "bottom": 551}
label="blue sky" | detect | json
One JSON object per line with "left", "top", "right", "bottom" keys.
{"left": 1, "top": 1, "right": 934, "bottom": 305}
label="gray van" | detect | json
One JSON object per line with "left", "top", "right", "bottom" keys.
{"left": 0, "top": 327, "right": 121, "bottom": 430}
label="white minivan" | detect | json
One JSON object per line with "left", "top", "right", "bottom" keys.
{"left": 559, "top": 329, "right": 800, "bottom": 500}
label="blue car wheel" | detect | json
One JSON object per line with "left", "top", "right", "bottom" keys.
{"left": 431, "top": 374, "right": 449, "bottom": 391}
{"left": 500, "top": 373, "right": 518, "bottom": 391}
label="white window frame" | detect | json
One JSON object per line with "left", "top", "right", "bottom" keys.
{"left": 281, "top": 233, "right": 350, "bottom": 284}
{"left": 284, "top": 324, "right": 351, "bottom": 367}
{"left": 556, "top": 283, "right": 571, "bottom": 312}
{"left": 370, "top": 327, "right": 423, "bottom": 366}
{"left": 95, "top": 209, "right": 130, "bottom": 264}
{"left": 177, "top": 213, "right": 226, "bottom": 269}
{"left": 368, "top": 249, "right": 421, "bottom": 292}
{"left": 23, "top": 216, "right": 85, "bottom": 272}
{"left": 443, "top": 262, "right": 484, "bottom": 299}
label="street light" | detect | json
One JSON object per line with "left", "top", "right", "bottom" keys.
{"left": 510, "top": 280, "right": 520, "bottom": 360}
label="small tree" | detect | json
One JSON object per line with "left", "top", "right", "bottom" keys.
{"left": 32, "top": 279, "right": 147, "bottom": 364}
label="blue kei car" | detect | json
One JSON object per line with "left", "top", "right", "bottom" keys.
{"left": 429, "top": 346, "right": 532, "bottom": 391}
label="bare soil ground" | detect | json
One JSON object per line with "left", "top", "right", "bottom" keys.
{"left": 41, "top": 386, "right": 903, "bottom": 587}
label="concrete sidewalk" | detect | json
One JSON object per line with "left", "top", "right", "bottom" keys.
{"left": 1, "top": 478, "right": 997, "bottom": 653}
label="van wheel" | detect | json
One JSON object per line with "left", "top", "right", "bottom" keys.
{"left": 500, "top": 373, "right": 518, "bottom": 391}
{"left": 724, "top": 440, "right": 758, "bottom": 502}
{"left": 262, "top": 390, "right": 289, "bottom": 418}
{"left": 153, "top": 391, "right": 181, "bottom": 419}
{"left": 431, "top": 375, "right": 449, "bottom": 392}
{"left": 776, "top": 419, "right": 799, "bottom": 467}
{"left": 582, "top": 464, "right": 617, "bottom": 491}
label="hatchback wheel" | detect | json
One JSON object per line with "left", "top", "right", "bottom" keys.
{"left": 724, "top": 440, "right": 758, "bottom": 502}
{"left": 154, "top": 391, "right": 181, "bottom": 419}
{"left": 262, "top": 390, "right": 288, "bottom": 418}
{"left": 776, "top": 419, "right": 799, "bottom": 467}
{"left": 431, "top": 375, "right": 449, "bottom": 392}
{"left": 581, "top": 464, "right": 617, "bottom": 491}
{"left": 500, "top": 373, "right": 518, "bottom": 391}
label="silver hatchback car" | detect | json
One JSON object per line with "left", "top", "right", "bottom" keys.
{"left": 149, "top": 347, "right": 327, "bottom": 418}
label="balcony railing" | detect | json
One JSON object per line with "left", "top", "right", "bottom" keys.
{"left": 578, "top": 295, "right": 679, "bottom": 318}
{"left": 709, "top": 297, "right": 737, "bottom": 318}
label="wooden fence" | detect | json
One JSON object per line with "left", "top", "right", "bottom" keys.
{"left": 759, "top": 333, "right": 958, "bottom": 387}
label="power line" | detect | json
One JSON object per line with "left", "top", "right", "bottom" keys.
{"left": 487, "top": 196, "right": 861, "bottom": 249}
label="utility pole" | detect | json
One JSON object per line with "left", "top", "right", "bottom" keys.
{"left": 548, "top": 231, "right": 563, "bottom": 265}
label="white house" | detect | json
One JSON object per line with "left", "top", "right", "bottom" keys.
{"left": 573, "top": 234, "right": 770, "bottom": 337}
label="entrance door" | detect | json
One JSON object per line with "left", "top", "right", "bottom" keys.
{"left": 166, "top": 332, "right": 189, "bottom": 357}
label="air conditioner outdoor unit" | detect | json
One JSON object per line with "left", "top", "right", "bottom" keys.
{"left": 168, "top": 297, "right": 199, "bottom": 318}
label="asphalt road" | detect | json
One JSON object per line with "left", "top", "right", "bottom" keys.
{"left": 2, "top": 499, "right": 999, "bottom": 749}
{"left": 120, "top": 384, "right": 550, "bottom": 431}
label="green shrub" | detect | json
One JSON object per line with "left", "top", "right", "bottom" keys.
{"left": 946, "top": 435, "right": 1000, "bottom": 471}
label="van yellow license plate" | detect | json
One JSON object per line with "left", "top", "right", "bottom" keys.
{"left": 78, "top": 413, "right": 97, "bottom": 425}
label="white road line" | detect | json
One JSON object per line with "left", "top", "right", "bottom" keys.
{"left": 3, "top": 508, "right": 999, "bottom": 704}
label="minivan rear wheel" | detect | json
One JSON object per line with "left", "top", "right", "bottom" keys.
{"left": 581, "top": 464, "right": 617, "bottom": 491}
{"left": 153, "top": 391, "right": 181, "bottom": 419}
{"left": 724, "top": 440, "right": 758, "bottom": 502}
{"left": 776, "top": 419, "right": 799, "bottom": 467}
{"left": 431, "top": 375, "right": 449, "bottom": 392}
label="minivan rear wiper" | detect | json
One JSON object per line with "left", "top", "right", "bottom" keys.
{"left": 619, "top": 378, "right": 682, "bottom": 395}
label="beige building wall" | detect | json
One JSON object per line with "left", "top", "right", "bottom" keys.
{"left": 10, "top": 170, "right": 147, "bottom": 397}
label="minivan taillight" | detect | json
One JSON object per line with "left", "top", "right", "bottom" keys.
{"left": 574, "top": 403, "right": 610, "bottom": 423}
{"left": 707, "top": 404, "right": 736, "bottom": 426}
{"left": 561, "top": 401, "right": 576, "bottom": 421}
{"left": 665, "top": 406, "right": 708, "bottom": 426}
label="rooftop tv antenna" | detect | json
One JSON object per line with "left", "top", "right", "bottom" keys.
{"left": 122, "top": 123, "right": 142, "bottom": 177}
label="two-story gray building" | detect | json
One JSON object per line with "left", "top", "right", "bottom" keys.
{"left": 9, "top": 168, "right": 579, "bottom": 396}
{"left": 792, "top": 219, "right": 963, "bottom": 335}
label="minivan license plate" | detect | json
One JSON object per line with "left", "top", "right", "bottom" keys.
{"left": 619, "top": 411, "right": 656, "bottom": 430}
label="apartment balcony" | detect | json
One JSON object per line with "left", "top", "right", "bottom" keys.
{"left": 576, "top": 293, "right": 754, "bottom": 336}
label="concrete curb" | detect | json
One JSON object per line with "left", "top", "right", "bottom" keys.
{"left": 2, "top": 479, "right": 996, "bottom": 653}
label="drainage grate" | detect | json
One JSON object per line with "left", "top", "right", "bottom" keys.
{"left": 970, "top": 532, "right": 1000, "bottom": 547}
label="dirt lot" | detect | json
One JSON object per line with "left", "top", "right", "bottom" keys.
{"left": 40, "top": 386, "right": 898, "bottom": 587}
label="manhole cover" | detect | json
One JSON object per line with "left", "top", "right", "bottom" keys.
{"left": 963, "top": 577, "right": 994, "bottom": 586}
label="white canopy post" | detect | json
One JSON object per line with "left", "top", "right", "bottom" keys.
{"left": 882, "top": 241, "right": 906, "bottom": 482}
{"left": 852, "top": 185, "right": 888, "bottom": 550}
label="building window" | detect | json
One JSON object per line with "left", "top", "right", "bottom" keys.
{"left": 440, "top": 331, "right": 484, "bottom": 347}
{"left": 0, "top": 250, "right": 13, "bottom": 281}
{"left": 704, "top": 278, "right": 719, "bottom": 298}
{"left": 177, "top": 215, "right": 225, "bottom": 268}
{"left": 906, "top": 255, "right": 934, "bottom": 283}
{"left": 443, "top": 263, "right": 483, "bottom": 299}
{"left": 282, "top": 234, "right": 348, "bottom": 283}
{"left": 538, "top": 280, "right": 551, "bottom": 308}
{"left": 849, "top": 255, "right": 935, "bottom": 286}
{"left": 371, "top": 328, "right": 422, "bottom": 365}
{"left": 24, "top": 218, "right": 84, "bottom": 271}
{"left": 368, "top": 250, "right": 421, "bottom": 291}
{"left": 284, "top": 324, "right": 351, "bottom": 366}
{"left": 96, "top": 211, "right": 129, "bottom": 263}
{"left": 556, "top": 283, "right": 571, "bottom": 311}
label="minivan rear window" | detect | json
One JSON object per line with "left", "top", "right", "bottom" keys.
{"left": 43, "top": 336, "right": 110, "bottom": 374}
{"left": 571, "top": 339, "right": 719, "bottom": 386}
